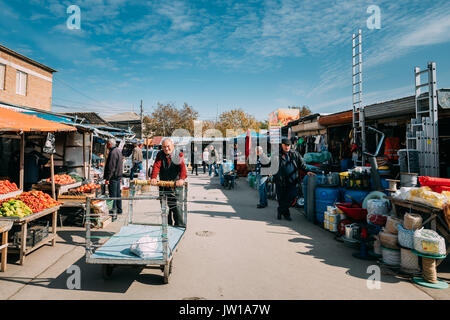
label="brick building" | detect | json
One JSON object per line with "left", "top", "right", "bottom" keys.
{"left": 0, "top": 44, "right": 56, "bottom": 111}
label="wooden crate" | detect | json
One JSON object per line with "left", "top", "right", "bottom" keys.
{"left": 88, "top": 215, "right": 112, "bottom": 229}
{"left": 58, "top": 192, "right": 96, "bottom": 203}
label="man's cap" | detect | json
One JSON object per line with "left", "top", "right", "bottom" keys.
{"left": 281, "top": 138, "right": 291, "bottom": 145}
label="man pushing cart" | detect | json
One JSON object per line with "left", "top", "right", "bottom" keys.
{"left": 149, "top": 137, "right": 187, "bottom": 227}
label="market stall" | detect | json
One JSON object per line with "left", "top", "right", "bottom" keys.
{"left": 0, "top": 221, "right": 13, "bottom": 271}
{"left": 0, "top": 108, "right": 76, "bottom": 265}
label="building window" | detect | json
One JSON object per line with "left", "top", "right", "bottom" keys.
{"left": 0, "top": 64, "right": 5, "bottom": 90}
{"left": 16, "top": 70, "right": 28, "bottom": 96}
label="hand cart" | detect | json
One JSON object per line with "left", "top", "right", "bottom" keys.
{"left": 85, "top": 180, "right": 188, "bottom": 284}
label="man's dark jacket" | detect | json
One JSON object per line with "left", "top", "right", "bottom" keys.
{"left": 274, "top": 150, "right": 308, "bottom": 187}
{"left": 104, "top": 147, "right": 123, "bottom": 181}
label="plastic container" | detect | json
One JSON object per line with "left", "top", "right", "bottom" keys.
{"left": 328, "top": 213, "right": 339, "bottom": 224}
{"left": 335, "top": 203, "right": 368, "bottom": 221}
{"left": 315, "top": 186, "right": 340, "bottom": 224}
{"left": 316, "top": 212, "right": 325, "bottom": 225}
{"left": 344, "top": 189, "right": 370, "bottom": 204}
{"left": 329, "top": 222, "right": 338, "bottom": 232}
{"left": 340, "top": 159, "right": 353, "bottom": 172}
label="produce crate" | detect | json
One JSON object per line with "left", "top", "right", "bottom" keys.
{"left": 87, "top": 215, "right": 112, "bottom": 229}
{"left": 13, "top": 222, "right": 49, "bottom": 248}
{"left": 58, "top": 192, "right": 96, "bottom": 203}
{"left": 121, "top": 188, "right": 129, "bottom": 198}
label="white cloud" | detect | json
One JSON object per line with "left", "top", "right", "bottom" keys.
{"left": 399, "top": 15, "right": 450, "bottom": 47}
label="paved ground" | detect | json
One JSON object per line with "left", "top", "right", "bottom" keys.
{"left": 0, "top": 173, "right": 449, "bottom": 300}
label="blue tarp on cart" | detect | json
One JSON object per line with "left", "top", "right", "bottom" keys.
{"left": 91, "top": 224, "right": 185, "bottom": 260}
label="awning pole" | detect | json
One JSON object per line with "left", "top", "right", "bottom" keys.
{"left": 50, "top": 153, "right": 56, "bottom": 199}
{"left": 83, "top": 132, "right": 87, "bottom": 179}
{"left": 146, "top": 136, "right": 149, "bottom": 180}
{"left": 88, "top": 132, "right": 93, "bottom": 180}
{"left": 19, "top": 132, "right": 24, "bottom": 191}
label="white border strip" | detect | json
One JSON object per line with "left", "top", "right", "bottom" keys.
{"left": 0, "top": 57, "right": 52, "bottom": 83}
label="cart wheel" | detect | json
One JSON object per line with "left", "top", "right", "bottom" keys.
{"left": 102, "top": 264, "right": 114, "bottom": 280}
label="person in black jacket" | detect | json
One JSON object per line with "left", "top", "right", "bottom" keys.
{"left": 274, "top": 138, "right": 315, "bottom": 220}
{"left": 104, "top": 138, "right": 124, "bottom": 215}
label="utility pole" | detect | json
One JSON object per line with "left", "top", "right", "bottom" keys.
{"left": 140, "top": 99, "right": 143, "bottom": 139}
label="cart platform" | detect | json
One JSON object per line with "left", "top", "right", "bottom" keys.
{"left": 90, "top": 224, "right": 185, "bottom": 261}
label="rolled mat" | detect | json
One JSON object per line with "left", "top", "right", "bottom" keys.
{"left": 379, "top": 231, "right": 399, "bottom": 250}
{"left": 385, "top": 216, "right": 402, "bottom": 235}
{"left": 401, "top": 248, "right": 420, "bottom": 272}
{"left": 419, "top": 176, "right": 450, "bottom": 187}
{"left": 382, "top": 246, "right": 401, "bottom": 266}
{"left": 429, "top": 186, "right": 450, "bottom": 193}
{"left": 404, "top": 213, "right": 423, "bottom": 231}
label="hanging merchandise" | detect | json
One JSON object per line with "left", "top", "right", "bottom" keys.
{"left": 43, "top": 132, "right": 56, "bottom": 154}
{"left": 384, "top": 137, "right": 400, "bottom": 161}
{"left": 413, "top": 228, "right": 446, "bottom": 257}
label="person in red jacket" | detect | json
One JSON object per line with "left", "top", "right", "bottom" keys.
{"left": 150, "top": 138, "right": 187, "bottom": 227}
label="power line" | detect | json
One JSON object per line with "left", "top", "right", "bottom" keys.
{"left": 53, "top": 77, "right": 112, "bottom": 110}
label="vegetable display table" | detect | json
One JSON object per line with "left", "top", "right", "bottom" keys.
{"left": 32, "top": 182, "right": 82, "bottom": 198}
{"left": 0, "top": 205, "right": 61, "bottom": 265}
{"left": 0, "top": 221, "right": 13, "bottom": 271}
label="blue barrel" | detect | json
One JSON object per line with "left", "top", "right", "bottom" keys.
{"left": 340, "top": 158, "right": 353, "bottom": 172}
{"left": 315, "top": 186, "right": 340, "bottom": 224}
{"left": 370, "top": 177, "right": 390, "bottom": 191}
{"left": 380, "top": 177, "right": 389, "bottom": 190}
{"left": 303, "top": 175, "right": 308, "bottom": 217}
{"left": 344, "top": 189, "right": 370, "bottom": 204}
{"left": 219, "top": 164, "right": 224, "bottom": 186}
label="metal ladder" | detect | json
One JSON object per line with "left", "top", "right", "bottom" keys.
{"left": 352, "top": 29, "right": 366, "bottom": 166}
{"left": 406, "top": 62, "right": 439, "bottom": 177}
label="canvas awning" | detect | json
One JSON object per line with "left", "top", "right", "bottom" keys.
{"left": 0, "top": 108, "right": 76, "bottom": 132}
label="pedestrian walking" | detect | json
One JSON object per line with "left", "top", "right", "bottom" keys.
{"left": 274, "top": 138, "right": 315, "bottom": 220}
{"left": 104, "top": 138, "right": 124, "bottom": 216}
{"left": 255, "top": 146, "right": 271, "bottom": 208}
{"left": 130, "top": 142, "right": 143, "bottom": 180}
{"left": 191, "top": 146, "right": 199, "bottom": 175}
{"left": 202, "top": 147, "right": 209, "bottom": 174}
{"left": 209, "top": 145, "right": 218, "bottom": 177}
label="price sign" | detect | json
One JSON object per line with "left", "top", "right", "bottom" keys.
{"left": 43, "top": 132, "right": 56, "bottom": 154}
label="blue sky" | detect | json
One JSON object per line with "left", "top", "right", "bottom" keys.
{"left": 1, "top": 0, "right": 450, "bottom": 121}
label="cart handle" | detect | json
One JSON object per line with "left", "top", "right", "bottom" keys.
{"left": 134, "top": 180, "right": 188, "bottom": 187}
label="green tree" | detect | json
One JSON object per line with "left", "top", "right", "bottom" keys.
{"left": 216, "top": 108, "right": 260, "bottom": 136}
{"left": 143, "top": 102, "right": 199, "bottom": 136}
{"left": 288, "top": 105, "right": 312, "bottom": 117}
